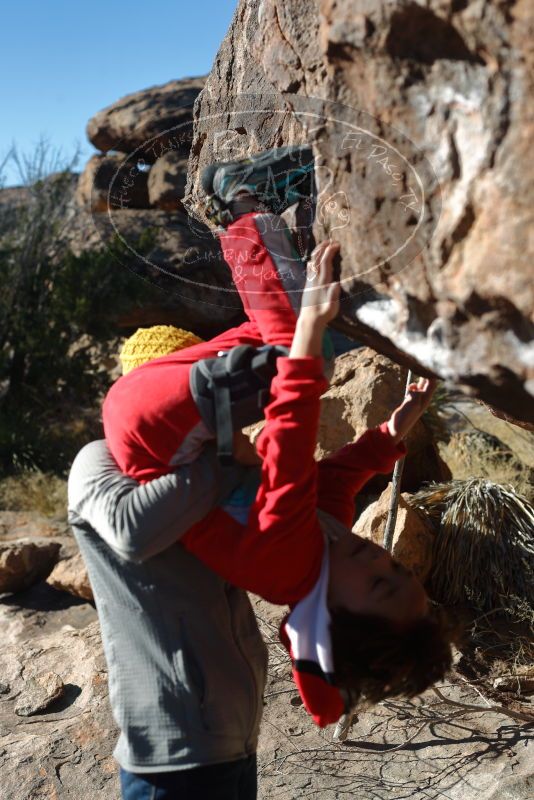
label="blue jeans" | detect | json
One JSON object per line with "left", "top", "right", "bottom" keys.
{"left": 120, "top": 755, "right": 257, "bottom": 800}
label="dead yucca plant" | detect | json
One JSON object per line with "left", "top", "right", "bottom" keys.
{"left": 412, "top": 479, "right": 534, "bottom": 625}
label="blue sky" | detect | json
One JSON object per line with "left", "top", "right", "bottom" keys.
{"left": 0, "top": 0, "right": 238, "bottom": 186}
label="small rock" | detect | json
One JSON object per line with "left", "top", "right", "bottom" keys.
{"left": 0, "top": 539, "right": 61, "bottom": 594}
{"left": 47, "top": 553, "right": 93, "bottom": 602}
{"left": 353, "top": 485, "right": 435, "bottom": 581}
{"left": 0, "top": 681, "right": 10, "bottom": 695}
{"left": 14, "top": 672, "right": 64, "bottom": 717}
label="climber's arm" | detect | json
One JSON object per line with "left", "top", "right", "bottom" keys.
{"left": 316, "top": 428, "right": 406, "bottom": 528}
{"left": 181, "top": 241, "right": 341, "bottom": 604}
{"left": 68, "top": 441, "right": 248, "bottom": 563}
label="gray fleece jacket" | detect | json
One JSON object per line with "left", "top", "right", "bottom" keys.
{"left": 68, "top": 440, "right": 268, "bottom": 773}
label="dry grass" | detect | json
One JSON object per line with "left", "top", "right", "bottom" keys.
{"left": 0, "top": 470, "right": 68, "bottom": 517}
{"left": 412, "top": 479, "right": 534, "bottom": 628}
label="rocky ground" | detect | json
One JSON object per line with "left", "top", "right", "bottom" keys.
{"left": 1, "top": 582, "right": 532, "bottom": 800}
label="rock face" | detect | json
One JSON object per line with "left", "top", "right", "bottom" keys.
{"left": 0, "top": 539, "right": 61, "bottom": 594}
{"left": 76, "top": 154, "right": 149, "bottom": 212}
{"left": 87, "top": 77, "right": 204, "bottom": 158}
{"left": 353, "top": 485, "right": 435, "bottom": 582}
{"left": 70, "top": 75, "right": 244, "bottom": 336}
{"left": 147, "top": 150, "right": 190, "bottom": 210}
{"left": 317, "top": 349, "right": 451, "bottom": 493}
{"left": 187, "top": 0, "right": 534, "bottom": 423}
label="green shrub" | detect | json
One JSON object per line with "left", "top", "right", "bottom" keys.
{"left": 0, "top": 143, "right": 161, "bottom": 477}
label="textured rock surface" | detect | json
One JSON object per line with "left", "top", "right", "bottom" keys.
{"left": 317, "top": 348, "right": 451, "bottom": 493}
{"left": 47, "top": 553, "right": 94, "bottom": 603}
{"left": 353, "top": 486, "right": 435, "bottom": 581}
{"left": 14, "top": 671, "right": 65, "bottom": 717}
{"left": 87, "top": 77, "right": 204, "bottom": 158}
{"left": 147, "top": 150, "right": 189, "bottom": 210}
{"left": 188, "top": 0, "right": 534, "bottom": 422}
{"left": 78, "top": 77, "right": 243, "bottom": 334}
{"left": 57, "top": 175, "right": 243, "bottom": 336}
{"left": 76, "top": 154, "right": 149, "bottom": 212}
{"left": 0, "top": 539, "right": 61, "bottom": 594}
{"left": 0, "top": 616, "right": 119, "bottom": 800}
{"left": 0, "top": 579, "right": 531, "bottom": 799}
{"left": 252, "top": 597, "right": 534, "bottom": 800}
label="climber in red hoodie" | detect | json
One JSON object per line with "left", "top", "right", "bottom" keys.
{"left": 96, "top": 233, "right": 454, "bottom": 728}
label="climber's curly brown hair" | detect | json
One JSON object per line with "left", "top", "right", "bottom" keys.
{"left": 330, "top": 604, "right": 459, "bottom": 707}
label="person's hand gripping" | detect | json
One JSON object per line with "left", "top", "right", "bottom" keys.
{"left": 387, "top": 377, "right": 437, "bottom": 444}
{"left": 290, "top": 240, "right": 341, "bottom": 358}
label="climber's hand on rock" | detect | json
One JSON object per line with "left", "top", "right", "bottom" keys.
{"left": 387, "top": 377, "right": 437, "bottom": 444}
{"left": 290, "top": 241, "right": 341, "bottom": 359}
{"left": 300, "top": 240, "right": 341, "bottom": 325}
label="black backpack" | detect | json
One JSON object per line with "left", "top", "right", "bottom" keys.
{"left": 189, "top": 344, "right": 289, "bottom": 465}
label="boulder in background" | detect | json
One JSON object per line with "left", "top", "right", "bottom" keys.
{"left": 86, "top": 77, "right": 205, "bottom": 158}
{"left": 318, "top": 348, "right": 452, "bottom": 493}
{"left": 147, "top": 150, "right": 189, "bottom": 210}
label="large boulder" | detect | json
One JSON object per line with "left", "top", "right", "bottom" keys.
{"left": 352, "top": 485, "right": 435, "bottom": 582}
{"left": 187, "top": 0, "right": 534, "bottom": 424}
{"left": 87, "top": 77, "right": 205, "bottom": 159}
{"left": 317, "top": 348, "right": 451, "bottom": 493}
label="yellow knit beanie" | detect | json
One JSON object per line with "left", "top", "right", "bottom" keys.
{"left": 120, "top": 325, "right": 204, "bottom": 375}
